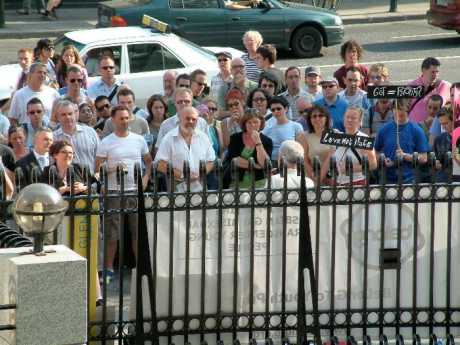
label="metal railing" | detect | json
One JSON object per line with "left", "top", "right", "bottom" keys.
{"left": 0, "top": 155, "right": 459, "bottom": 344}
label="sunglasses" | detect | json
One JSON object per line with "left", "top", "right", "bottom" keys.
{"left": 44, "top": 46, "right": 55, "bottom": 51}
{"left": 227, "top": 102, "right": 240, "bottom": 108}
{"left": 218, "top": 58, "right": 229, "bottom": 62}
{"left": 28, "top": 110, "right": 43, "bottom": 115}
{"left": 176, "top": 99, "right": 191, "bottom": 105}
{"left": 311, "top": 114, "right": 326, "bottom": 119}
{"left": 96, "top": 103, "right": 110, "bottom": 111}
{"left": 194, "top": 81, "right": 207, "bottom": 87}
{"left": 102, "top": 66, "right": 115, "bottom": 70}
{"left": 69, "top": 78, "right": 83, "bottom": 84}
{"left": 322, "top": 84, "right": 336, "bottom": 89}
{"left": 270, "top": 107, "right": 283, "bottom": 112}
{"left": 208, "top": 107, "right": 218, "bottom": 112}
{"left": 178, "top": 84, "right": 190, "bottom": 88}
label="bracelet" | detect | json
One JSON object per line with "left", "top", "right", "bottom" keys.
{"left": 255, "top": 143, "right": 263, "bottom": 146}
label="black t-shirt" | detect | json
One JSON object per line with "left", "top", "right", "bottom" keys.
{"left": 0, "top": 144, "right": 16, "bottom": 172}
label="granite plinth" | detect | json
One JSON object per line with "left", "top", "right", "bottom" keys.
{"left": 0, "top": 245, "right": 87, "bottom": 345}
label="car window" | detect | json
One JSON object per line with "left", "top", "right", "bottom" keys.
{"left": 128, "top": 43, "right": 184, "bottom": 73}
{"left": 83, "top": 45, "right": 122, "bottom": 77}
{"left": 169, "top": 0, "right": 219, "bottom": 9}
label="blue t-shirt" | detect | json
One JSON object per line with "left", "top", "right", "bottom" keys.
{"left": 429, "top": 116, "right": 443, "bottom": 138}
{"left": 262, "top": 119, "right": 303, "bottom": 160}
{"left": 374, "top": 121, "right": 429, "bottom": 183}
{"left": 314, "top": 96, "right": 348, "bottom": 132}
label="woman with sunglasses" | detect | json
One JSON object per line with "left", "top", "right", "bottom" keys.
{"left": 320, "top": 106, "right": 377, "bottom": 186}
{"left": 56, "top": 45, "right": 88, "bottom": 89}
{"left": 221, "top": 88, "right": 245, "bottom": 150}
{"left": 304, "top": 105, "right": 334, "bottom": 178}
{"left": 200, "top": 99, "right": 224, "bottom": 159}
{"left": 34, "top": 38, "right": 57, "bottom": 87}
{"left": 223, "top": 109, "right": 272, "bottom": 189}
{"left": 247, "top": 88, "right": 271, "bottom": 119}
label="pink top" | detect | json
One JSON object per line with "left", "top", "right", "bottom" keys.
{"left": 408, "top": 76, "right": 450, "bottom": 123}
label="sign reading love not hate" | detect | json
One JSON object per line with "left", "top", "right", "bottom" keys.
{"left": 320, "top": 130, "right": 375, "bottom": 150}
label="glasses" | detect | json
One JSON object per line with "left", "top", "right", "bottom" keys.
{"left": 178, "top": 84, "right": 190, "bottom": 88}
{"left": 44, "top": 46, "right": 55, "bottom": 51}
{"left": 96, "top": 103, "right": 110, "bottom": 111}
{"left": 311, "top": 114, "right": 326, "bottom": 119}
{"left": 59, "top": 150, "right": 74, "bottom": 155}
{"left": 270, "top": 107, "right": 283, "bottom": 112}
{"left": 208, "top": 107, "right": 218, "bottom": 112}
{"left": 347, "top": 78, "right": 359, "bottom": 82}
{"left": 227, "top": 102, "right": 240, "bottom": 108}
{"left": 69, "top": 78, "right": 83, "bottom": 84}
{"left": 323, "top": 84, "right": 336, "bottom": 89}
{"left": 253, "top": 97, "right": 267, "bottom": 103}
{"left": 176, "top": 99, "right": 191, "bottom": 105}
{"left": 28, "top": 110, "right": 43, "bottom": 115}
{"left": 102, "top": 65, "right": 115, "bottom": 70}
{"left": 231, "top": 65, "right": 245, "bottom": 69}
{"left": 193, "top": 81, "right": 207, "bottom": 87}
{"left": 218, "top": 58, "right": 229, "bottom": 62}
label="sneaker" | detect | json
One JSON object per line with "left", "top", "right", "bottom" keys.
{"left": 16, "top": 9, "right": 30, "bottom": 15}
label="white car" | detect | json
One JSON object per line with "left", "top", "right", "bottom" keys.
{"left": 0, "top": 25, "right": 243, "bottom": 107}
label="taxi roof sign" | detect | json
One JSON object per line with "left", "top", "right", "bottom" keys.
{"left": 142, "top": 14, "right": 170, "bottom": 33}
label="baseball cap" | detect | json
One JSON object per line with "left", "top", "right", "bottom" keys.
{"left": 320, "top": 75, "right": 339, "bottom": 85}
{"left": 215, "top": 51, "right": 232, "bottom": 59}
{"left": 305, "top": 66, "right": 321, "bottom": 76}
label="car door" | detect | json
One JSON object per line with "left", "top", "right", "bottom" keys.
{"left": 121, "top": 42, "right": 188, "bottom": 106}
{"left": 225, "top": 0, "right": 286, "bottom": 48}
{"left": 168, "top": 0, "right": 228, "bottom": 46}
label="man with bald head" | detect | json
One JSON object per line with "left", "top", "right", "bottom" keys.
{"left": 163, "top": 70, "right": 178, "bottom": 100}
{"left": 155, "top": 106, "right": 215, "bottom": 192}
{"left": 217, "top": 57, "right": 257, "bottom": 111}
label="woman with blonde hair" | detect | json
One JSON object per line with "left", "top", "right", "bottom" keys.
{"left": 242, "top": 30, "right": 263, "bottom": 82}
{"left": 56, "top": 45, "right": 88, "bottom": 88}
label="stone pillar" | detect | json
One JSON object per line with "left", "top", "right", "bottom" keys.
{"left": 0, "top": 245, "right": 87, "bottom": 345}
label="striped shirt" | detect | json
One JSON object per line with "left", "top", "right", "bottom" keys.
{"left": 53, "top": 124, "right": 100, "bottom": 173}
{"left": 241, "top": 53, "right": 262, "bottom": 83}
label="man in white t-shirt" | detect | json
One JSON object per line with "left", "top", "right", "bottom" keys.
{"left": 155, "top": 106, "right": 215, "bottom": 192}
{"left": 9, "top": 62, "right": 60, "bottom": 125}
{"left": 95, "top": 104, "right": 152, "bottom": 282}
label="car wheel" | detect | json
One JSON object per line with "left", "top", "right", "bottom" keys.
{"left": 291, "top": 26, "right": 323, "bottom": 58}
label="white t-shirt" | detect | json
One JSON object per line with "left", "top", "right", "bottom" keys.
{"left": 96, "top": 132, "right": 149, "bottom": 191}
{"left": 333, "top": 130, "right": 368, "bottom": 184}
{"left": 9, "top": 86, "right": 60, "bottom": 124}
{"left": 155, "top": 127, "right": 215, "bottom": 192}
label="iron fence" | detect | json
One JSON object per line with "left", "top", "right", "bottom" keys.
{"left": 0, "top": 154, "right": 460, "bottom": 345}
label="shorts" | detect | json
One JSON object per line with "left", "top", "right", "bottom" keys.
{"left": 103, "top": 193, "right": 138, "bottom": 242}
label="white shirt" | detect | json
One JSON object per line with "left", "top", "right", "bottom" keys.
{"left": 32, "top": 150, "right": 50, "bottom": 170}
{"left": 333, "top": 130, "right": 368, "bottom": 184}
{"left": 96, "top": 132, "right": 149, "bottom": 191}
{"left": 155, "top": 127, "right": 215, "bottom": 192}
{"left": 9, "top": 85, "right": 60, "bottom": 124}
{"left": 154, "top": 114, "right": 209, "bottom": 149}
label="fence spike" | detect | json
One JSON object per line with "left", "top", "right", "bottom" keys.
{"left": 396, "top": 334, "right": 404, "bottom": 345}
{"left": 413, "top": 334, "right": 421, "bottom": 345}
{"left": 431, "top": 334, "right": 438, "bottom": 345}
{"left": 379, "top": 334, "right": 388, "bottom": 345}
{"left": 331, "top": 336, "right": 339, "bottom": 345}
{"left": 281, "top": 337, "right": 291, "bottom": 345}
{"left": 249, "top": 338, "right": 258, "bottom": 345}
{"left": 347, "top": 335, "right": 357, "bottom": 345}
{"left": 447, "top": 334, "right": 455, "bottom": 345}
{"left": 233, "top": 340, "right": 241, "bottom": 345}
{"left": 364, "top": 335, "right": 372, "bottom": 345}
{"left": 265, "top": 338, "right": 274, "bottom": 345}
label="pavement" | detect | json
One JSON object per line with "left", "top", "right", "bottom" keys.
{"left": 0, "top": 0, "right": 429, "bottom": 39}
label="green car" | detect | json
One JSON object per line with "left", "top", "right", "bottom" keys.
{"left": 97, "top": 0, "right": 344, "bottom": 58}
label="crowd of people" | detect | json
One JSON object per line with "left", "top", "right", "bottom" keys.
{"left": 0, "top": 33, "right": 459, "bottom": 198}
{"left": 0, "top": 31, "right": 459, "bottom": 288}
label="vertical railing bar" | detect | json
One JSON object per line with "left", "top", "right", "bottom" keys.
{"left": 428, "top": 154, "right": 436, "bottom": 336}
{"left": 101, "top": 165, "right": 108, "bottom": 345}
{"left": 117, "top": 165, "right": 126, "bottom": 345}
{"left": 345, "top": 156, "right": 353, "bottom": 336}
{"left": 264, "top": 160, "right": 272, "bottom": 340}
{"left": 248, "top": 158, "right": 256, "bottom": 340}
{"left": 395, "top": 156, "right": 403, "bottom": 335}
{"left": 216, "top": 159, "right": 224, "bottom": 341}
{"left": 200, "top": 161, "right": 208, "bottom": 341}
{"left": 167, "top": 162, "right": 175, "bottom": 344}
{"left": 232, "top": 158, "right": 240, "bottom": 341}
{"left": 445, "top": 152, "right": 453, "bottom": 335}
{"left": 329, "top": 155, "right": 338, "bottom": 337}
{"left": 412, "top": 159, "right": 420, "bottom": 336}
{"left": 281, "top": 160, "right": 288, "bottom": 340}
{"left": 378, "top": 154, "right": 386, "bottom": 335}
{"left": 362, "top": 157, "right": 370, "bottom": 337}
{"left": 184, "top": 161, "right": 191, "bottom": 344}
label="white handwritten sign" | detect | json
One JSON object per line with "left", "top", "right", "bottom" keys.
{"left": 367, "top": 85, "right": 424, "bottom": 99}
{"left": 320, "top": 130, "right": 375, "bottom": 150}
